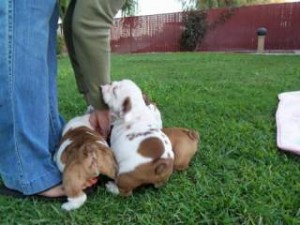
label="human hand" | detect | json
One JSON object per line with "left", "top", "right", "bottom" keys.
{"left": 89, "top": 109, "right": 111, "bottom": 139}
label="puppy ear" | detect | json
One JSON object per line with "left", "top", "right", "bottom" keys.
{"left": 143, "top": 94, "right": 151, "bottom": 105}
{"left": 122, "top": 97, "right": 133, "bottom": 124}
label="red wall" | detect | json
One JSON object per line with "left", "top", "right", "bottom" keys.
{"left": 110, "top": 2, "right": 300, "bottom": 53}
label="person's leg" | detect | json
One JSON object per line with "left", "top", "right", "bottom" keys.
{"left": 48, "top": 2, "right": 65, "bottom": 153}
{"left": 41, "top": 0, "right": 66, "bottom": 198}
{"left": 0, "top": 0, "right": 63, "bottom": 195}
{"left": 63, "top": 0, "right": 125, "bottom": 109}
{"left": 63, "top": 0, "right": 87, "bottom": 96}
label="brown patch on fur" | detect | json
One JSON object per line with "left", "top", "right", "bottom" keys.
{"left": 116, "top": 157, "right": 174, "bottom": 196}
{"left": 126, "top": 128, "right": 158, "bottom": 141}
{"left": 63, "top": 145, "right": 97, "bottom": 198}
{"left": 137, "top": 137, "right": 164, "bottom": 159}
{"left": 114, "top": 136, "right": 174, "bottom": 196}
{"left": 122, "top": 97, "right": 132, "bottom": 114}
{"left": 162, "top": 127, "right": 199, "bottom": 171}
{"left": 59, "top": 126, "right": 117, "bottom": 198}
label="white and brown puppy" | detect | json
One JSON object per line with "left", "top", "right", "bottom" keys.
{"left": 54, "top": 114, "right": 117, "bottom": 211}
{"left": 101, "top": 79, "right": 174, "bottom": 196}
{"left": 162, "top": 127, "right": 199, "bottom": 171}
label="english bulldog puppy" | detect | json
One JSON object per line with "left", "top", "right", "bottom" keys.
{"left": 162, "top": 128, "right": 199, "bottom": 171}
{"left": 54, "top": 114, "right": 117, "bottom": 211}
{"left": 101, "top": 79, "right": 174, "bottom": 196}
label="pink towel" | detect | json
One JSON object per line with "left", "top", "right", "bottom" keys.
{"left": 276, "top": 91, "right": 300, "bottom": 155}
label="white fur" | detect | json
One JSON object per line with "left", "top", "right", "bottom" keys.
{"left": 53, "top": 138, "right": 72, "bottom": 172}
{"left": 101, "top": 80, "right": 174, "bottom": 176}
{"left": 111, "top": 125, "right": 172, "bottom": 174}
{"left": 62, "top": 114, "right": 93, "bottom": 136}
{"left": 105, "top": 181, "right": 120, "bottom": 195}
{"left": 61, "top": 194, "right": 87, "bottom": 211}
{"left": 147, "top": 103, "right": 163, "bottom": 129}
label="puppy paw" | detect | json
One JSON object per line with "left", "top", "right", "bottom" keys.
{"left": 61, "top": 194, "right": 87, "bottom": 211}
{"left": 105, "top": 181, "right": 120, "bottom": 195}
{"left": 62, "top": 202, "right": 77, "bottom": 211}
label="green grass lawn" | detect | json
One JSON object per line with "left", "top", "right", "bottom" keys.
{"left": 1, "top": 52, "right": 300, "bottom": 224}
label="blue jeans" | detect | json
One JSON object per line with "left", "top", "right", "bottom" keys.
{"left": 0, "top": 0, "right": 64, "bottom": 195}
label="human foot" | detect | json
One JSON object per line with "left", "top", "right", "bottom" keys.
{"left": 38, "top": 184, "right": 65, "bottom": 197}
{"left": 38, "top": 180, "right": 98, "bottom": 198}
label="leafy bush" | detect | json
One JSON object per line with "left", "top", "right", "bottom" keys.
{"left": 180, "top": 10, "right": 208, "bottom": 51}
{"left": 180, "top": 7, "right": 236, "bottom": 51}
